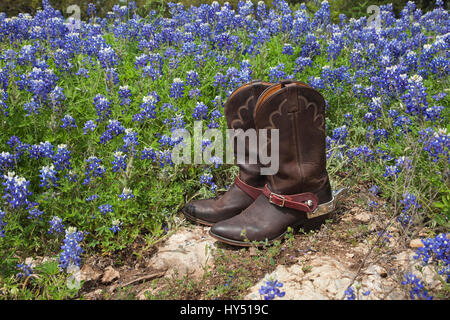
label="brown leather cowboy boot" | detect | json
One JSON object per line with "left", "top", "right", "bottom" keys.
{"left": 182, "top": 80, "right": 272, "bottom": 226}
{"left": 209, "top": 82, "right": 345, "bottom": 246}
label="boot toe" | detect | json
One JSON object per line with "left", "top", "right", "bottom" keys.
{"left": 182, "top": 203, "right": 196, "bottom": 215}
{"left": 210, "top": 220, "right": 246, "bottom": 242}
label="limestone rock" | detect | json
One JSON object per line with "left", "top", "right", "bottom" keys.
{"left": 354, "top": 212, "right": 372, "bottom": 223}
{"left": 80, "top": 264, "right": 102, "bottom": 282}
{"left": 147, "top": 226, "right": 216, "bottom": 280}
{"left": 409, "top": 239, "right": 424, "bottom": 248}
{"left": 246, "top": 255, "right": 355, "bottom": 300}
{"left": 102, "top": 266, "right": 120, "bottom": 284}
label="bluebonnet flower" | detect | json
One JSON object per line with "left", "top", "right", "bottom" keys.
{"left": 189, "top": 88, "right": 201, "bottom": 99}
{"left": 100, "top": 120, "right": 125, "bottom": 144}
{"left": 0, "top": 89, "right": 9, "bottom": 116}
{"left": 331, "top": 125, "right": 348, "bottom": 145}
{"left": 294, "top": 57, "right": 312, "bottom": 74}
{"left": 259, "top": 279, "right": 285, "bottom": 300}
{"left": 346, "top": 145, "right": 374, "bottom": 162}
{"left": 93, "top": 94, "right": 112, "bottom": 122}
{"left": 53, "top": 49, "right": 73, "bottom": 72}
{"left": 75, "top": 67, "right": 89, "bottom": 78}
{"left": 395, "top": 156, "right": 412, "bottom": 171}
{"left": 414, "top": 233, "right": 449, "bottom": 282}
{"left": 110, "top": 219, "right": 123, "bottom": 234}
{"left": 66, "top": 170, "right": 78, "bottom": 183}
{"left": 83, "top": 120, "right": 97, "bottom": 135}
{"left": 133, "top": 94, "right": 158, "bottom": 122}
{"left": 98, "top": 203, "right": 113, "bottom": 215}
{"left": 119, "top": 187, "right": 135, "bottom": 201}
{"left": 112, "top": 151, "right": 127, "bottom": 173}
{"left": 105, "top": 67, "right": 119, "bottom": 86}
{"left": 424, "top": 105, "right": 444, "bottom": 122}
{"left": 282, "top": 43, "right": 294, "bottom": 55}
{"left": 308, "top": 76, "right": 325, "bottom": 89}
{"left": 85, "top": 194, "right": 99, "bottom": 202}
{"left": 121, "top": 128, "right": 139, "bottom": 154}
{"left": 0, "top": 152, "right": 15, "bottom": 171}
{"left": 383, "top": 165, "right": 401, "bottom": 178}
{"left": 378, "top": 230, "right": 392, "bottom": 244}
{"left": 186, "top": 70, "right": 200, "bottom": 87}
{"left": 118, "top": 85, "right": 132, "bottom": 106}
{"left": 87, "top": 3, "right": 97, "bottom": 16}
{"left": 400, "top": 193, "right": 421, "bottom": 213}
{"left": 401, "top": 273, "right": 433, "bottom": 300}
{"left": 2, "top": 172, "right": 32, "bottom": 208}
{"left": 268, "top": 63, "right": 286, "bottom": 83}
{"left": 212, "top": 96, "right": 223, "bottom": 109}
{"left": 300, "top": 33, "right": 321, "bottom": 58}
{"left": 52, "top": 144, "right": 72, "bottom": 172}
{"left": 369, "top": 185, "right": 379, "bottom": 196}
{"left": 59, "top": 227, "right": 85, "bottom": 270}
{"left": 16, "top": 263, "right": 33, "bottom": 278}
{"left": 419, "top": 128, "right": 449, "bottom": 163}
{"left": 135, "top": 53, "right": 149, "bottom": 70}
{"left": 48, "top": 86, "right": 65, "bottom": 111}
{"left": 141, "top": 147, "right": 157, "bottom": 162}
{"left": 432, "top": 92, "right": 446, "bottom": 102}
{"left": 200, "top": 171, "right": 217, "bottom": 193}
{"left": 401, "top": 74, "right": 428, "bottom": 117}
{"left": 20, "top": 66, "right": 58, "bottom": 103}
{"left": 368, "top": 200, "right": 379, "bottom": 208}
{"left": 344, "top": 286, "right": 356, "bottom": 300}
{"left": 60, "top": 114, "right": 77, "bottom": 129}
{"left": 83, "top": 156, "right": 105, "bottom": 185}
{"left": 29, "top": 141, "right": 54, "bottom": 160}
{"left": 27, "top": 202, "right": 44, "bottom": 219}
{"left": 397, "top": 213, "right": 412, "bottom": 226}
{"left": 170, "top": 78, "right": 185, "bottom": 99}
{"left": 7, "top": 136, "right": 29, "bottom": 161}
{"left": 48, "top": 216, "right": 65, "bottom": 234}
{"left": 0, "top": 209, "right": 6, "bottom": 237}
{"left": 363, "top": 112, "right": 378, "bottom": 124}
{"left": 207, "top": 109, "right": 222, "bottom": 129}
{"left": 98, "top": 46, "right": 119, "bottom": 69}
{"left": 193, "top": 102, "right": 208, "bottom": 120}
{"left": 39, "top": 164, "right": 58, "bottom": 188}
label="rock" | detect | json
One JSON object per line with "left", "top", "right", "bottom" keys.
{"left": 249, "top": 247, "right": 257, "bottom": 256}
{"left": 83, "top": 289, "right": 103, "bottom": 300}
{"left": 246, "top": 255, "right": 355, "bottom": 300}
{"left": 147, "top": 226, "right": 216, "bottom": 280}
{"left": 354, "top": 212, "right": 372, "bottom": 223}
{"left": 102, "top": 266, "right": 120, "bottom": 284}
{"left": 364, "top": 264, "right": 387, "bottom": 278}
{"left": 80, "top": 264, "right": 102, "bottom": 282}
{"left": 409, "top": 239, "right": 424, "bottom": 248}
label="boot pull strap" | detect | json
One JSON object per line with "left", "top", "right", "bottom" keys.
{"left": 263, "top": 185, "right": 318, "bottom": 213}
{"left": 280, "top": 80, "right": 312, "bottom": 88}
{"left": 235, "top": 176, "right": 264, "bottom": 200}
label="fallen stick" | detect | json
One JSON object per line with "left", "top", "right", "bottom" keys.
{"left": 119, "top": 271, "right": 166, "bottom": 288}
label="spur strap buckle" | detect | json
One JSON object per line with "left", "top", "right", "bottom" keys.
{"left": 269, "top": 193, "right": 286, "bottom": 207}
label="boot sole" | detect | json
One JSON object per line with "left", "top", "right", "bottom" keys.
{"left": 208, "top": 217, "right": 326, "bottom": 248}
{"left": 209, "top": 188, "right": 347, "bottom": 247}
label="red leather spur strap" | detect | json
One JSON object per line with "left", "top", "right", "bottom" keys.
{"left": 234, "top": 176, "right": 263, "bottom": 200}
{"left": 262, "top": 185, "right": 318, "bottom": 213}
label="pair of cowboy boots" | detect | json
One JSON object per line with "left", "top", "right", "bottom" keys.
{"left": 182, "top": 80, "right": 344, "bottom": 246}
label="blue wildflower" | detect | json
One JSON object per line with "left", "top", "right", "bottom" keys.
{"left": 259, "top": 279, "right": 286, "bottom": 300}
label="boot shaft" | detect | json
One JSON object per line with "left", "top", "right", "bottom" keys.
{"left": 224, "top": 80, "right": 272, "bottom": 186}
{"left": 254, "top": 82, "right": 332, "bottom": 203}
